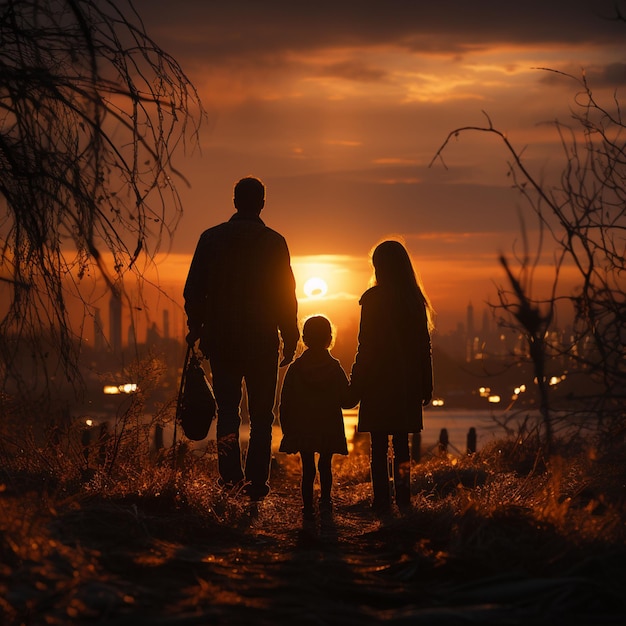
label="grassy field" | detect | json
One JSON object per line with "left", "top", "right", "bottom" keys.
{"left": 1, "top": 416, "right": 625, "bottom": 625}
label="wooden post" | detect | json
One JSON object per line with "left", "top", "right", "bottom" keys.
{"left": 154, "top": 423, "right": 164, "bottom": 451}
{"left": 438, "top": 428, "right": 449, "bottom": 456}
{"left": 98, "top": 422, "right": 109, "bottom": 465}
{"left": 81, "top": 425, "right": 91, "bottom": 464}
{"left": 467, "top": 427, "right": 477, "bottom": 455}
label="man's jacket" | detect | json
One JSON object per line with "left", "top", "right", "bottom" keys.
{"left": 184, "top": 212, "right": 299, "bottom": 356}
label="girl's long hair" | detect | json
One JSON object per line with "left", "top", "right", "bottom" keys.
{"left": 371, "top": 239, "right": 435, "bottom": 333}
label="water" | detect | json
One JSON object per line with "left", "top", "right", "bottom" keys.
{"left": 79, "top": 403, "right": 513, "bottom": 457}
{"left": 169, "top": 407, "right": 508, "bottom": 456}
{"left": 342, "top": 407, "right": 503, "bottom": 454}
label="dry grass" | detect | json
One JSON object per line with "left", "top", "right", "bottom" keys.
{"left": 1, "top": 410, "right": 625, "bottom": 625}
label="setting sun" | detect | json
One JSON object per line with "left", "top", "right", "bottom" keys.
{"left": 303, "top": 276, "right": 328, "bottom": 298}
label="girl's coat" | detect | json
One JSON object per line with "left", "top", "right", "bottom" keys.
{"left": 350, "top": 284, "right": 433, "bottom": 434}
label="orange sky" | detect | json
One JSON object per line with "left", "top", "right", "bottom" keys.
{"left": 79, "top": 1, "right": 626, "bottom": 338}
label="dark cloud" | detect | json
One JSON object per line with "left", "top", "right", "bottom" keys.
{"left": 318, "top": 60, "right": 389, "bottom": 83}
{"left": 537, "top": 62, "right": 626, "bottom": 88}
{"left": 129, "top": 0, "right": 622, "bottom": 269}
{"left": 588, "top": 62, "right": 626, "bottom": 86}
{"left": 264, "top": 169, "right": 523, "bottom": 256}
{"left": 135, "top": 0, "right": 626, "bottom": 62}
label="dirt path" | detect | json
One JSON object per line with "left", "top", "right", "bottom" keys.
{"left": 4, "top": 452, "right": 625, "bottom": 625}
{"left": 53, "top": 489, "right": 455, "bottom": 625}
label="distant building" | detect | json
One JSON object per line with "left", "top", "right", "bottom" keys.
{"left": 482, "top": 308, "right": 490, "bottom": 335}
{"left": 163, "top": 309, "right": 170, "bottom": 339}
{"left": 146, "top": 321, "right": 161, "bottom": 347}
{"left": 466, "top": 301, "right": 475, "bottom": 362}
{"left": 467, "top": 301, "right": 475, "bottom": 338}
{"left": 127, "top": 319, "right": 137, "bottom": 347}
{"left": 94, "top": 308, "right": 105, "bottom": 352}
{"left": 109, "top": 287, "right": 122, "bottom": 353}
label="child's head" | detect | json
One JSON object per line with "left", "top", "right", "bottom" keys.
{"left": 302, "top": 315, "right": 333, "bottom": 350}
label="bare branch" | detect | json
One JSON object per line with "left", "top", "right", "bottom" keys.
{"left": 0, "top": 0, "right": 204, "bottom": 401}
{"left": 432, "top": 66, "right": 626, "bottom": 444}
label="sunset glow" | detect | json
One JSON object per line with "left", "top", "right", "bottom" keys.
{"left": 303, "top": 277, "right": 328, "bottom": 298}
{"left": 63, "top": 0, "right": 623, "bottom": 344}
{"left": 65, "top": 241, "right": 585, "bottom": 350}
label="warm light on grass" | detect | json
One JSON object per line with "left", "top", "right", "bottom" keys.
{"left": 103, "top": 383, "right": 138, "bottom": 395}
{"left": 549, "top": 374, "right": 567, "bottom": 386}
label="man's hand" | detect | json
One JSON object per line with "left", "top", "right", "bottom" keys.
{"left": 186, "top": 328, "right": 200, "bottom": 347}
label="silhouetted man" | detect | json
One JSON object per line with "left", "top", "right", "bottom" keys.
{"left": 184, "top": 176, "right": 299, "bottom": 501}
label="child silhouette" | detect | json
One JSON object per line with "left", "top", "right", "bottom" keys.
{"left": 279, "top": 315, "right": 356, "bottom": 520}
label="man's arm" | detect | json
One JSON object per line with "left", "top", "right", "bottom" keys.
{"left": 183, "top": 233, "right": 210, "bottom": 345}
{"left": 275, "top": 238, "right": 299, "bottom": 366}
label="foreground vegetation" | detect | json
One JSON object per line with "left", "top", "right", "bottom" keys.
{"left": 1, "top": 410, "right": 624, "bottom": 625}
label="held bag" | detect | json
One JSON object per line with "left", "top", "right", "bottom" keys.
{"left": 177, "top": 346, "right": 216, "bottom": 441}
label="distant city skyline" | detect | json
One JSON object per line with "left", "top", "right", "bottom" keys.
{"left": 90, "top": 288, "right": 569, "bottom": 369}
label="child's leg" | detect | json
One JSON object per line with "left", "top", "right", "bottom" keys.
{"left": 300, "top": 451, "right": 316, "bottom": 513}
{"left": 318, "top": 453, "right": 333, "bottom": 504}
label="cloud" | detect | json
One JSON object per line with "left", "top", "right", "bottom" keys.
{"left": 130, "top": 0, "right": 626, "bottom": 120}
{"left": 136, "top": 0, "right": 626, "bottom": 62}
{"left": 22, "top": 0, "right": 615, "bottom": 338}
{"left": 590, "top": 62, "right": 626, "bottom": 86}
{"left": 265, "top": 168, "right": 525, "bottom": 255}
{"left": 317, "top": 60, "right": 389, "bottom": 83}
{"left": 542, "top": 62, "right": 626, "bottom": 87}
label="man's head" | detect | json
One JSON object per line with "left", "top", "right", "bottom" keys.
{"left": 234, "top": 177, "right": 265, "bottom": 214}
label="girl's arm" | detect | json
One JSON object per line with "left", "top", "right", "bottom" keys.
{"left": 418, "top": 306, "right": 433, "bottom": 404}
{"left": 336, "top": 362, "right": 359, "bottom": 409}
